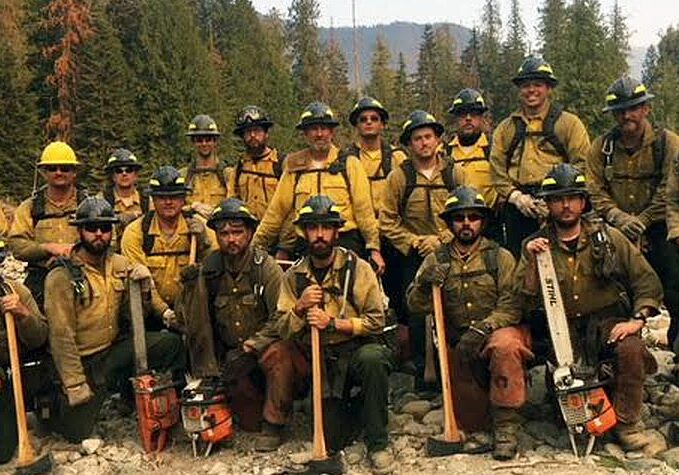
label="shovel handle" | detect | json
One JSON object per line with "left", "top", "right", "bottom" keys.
{"left": 310, "top": 324, "right": 327, "bottom": 460}
{"left": 432, "top": 285, "right": 461, "bottom": 443}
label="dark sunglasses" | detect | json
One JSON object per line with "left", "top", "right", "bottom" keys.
{"left": 44, "top": 165, "right": 76, "bottom": 173}
{"left": 451, "top": 213, "right": 484, "bottom": 223}
{"left": 82, "top": 223, "right": 113, "bottom": 233}
{"left": 114, "top": 167, "right": 135, "bottom": 174}
{"left": 191, "top": 136, "right": 216, "bottom": 144}
{"left": 359, "top": 114, "right": 381, "bottom": 123}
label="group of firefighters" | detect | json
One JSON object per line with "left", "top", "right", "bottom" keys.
{"left": 1, "top": 54, "right": 679, "bottom": 473}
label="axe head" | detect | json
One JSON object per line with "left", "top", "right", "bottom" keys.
{"left": 425, "top": 436, "right": 463, "bottom": 457}
{"left": 299, "top": 454, "right": 345, "bottom": 475}
{"left": 15, "top": 452, "right": 54, "bottom": 475}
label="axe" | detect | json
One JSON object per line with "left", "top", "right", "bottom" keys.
{"left": 1, "top": 280, "right": 53, "bottom": 474}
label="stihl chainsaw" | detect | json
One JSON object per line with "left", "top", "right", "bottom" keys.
{"left": 536, "top": 249, "right": 616, "bottom": 457}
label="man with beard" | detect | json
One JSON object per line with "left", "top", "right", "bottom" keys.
{"left": 178, "top": 198, "right": 303, "bottom": 450}
{"left": 490, "top": 56, "right": 590, "bottom": 256}
{"left": 98, "top": 148, "right": 149, "bottom": 251}
{"left": 181, "top": 114, "right": 229, "bottom": 218}
{"left": 227, "top": 106, "right": 284, "bottom": 220}
{"left": 275, "top": 195, "right": 394, "bottom": 473}
{"left": 379, "top": 110, "right": 465, "bottom": 388}
{"left": 43, "top": 197, "right": 185, "bottom": 442}
{"left": 254, "top": 102, "right": 383, "bottom": 273}
{"left": 515, "top": 164, "right": 666, "bottom": 457}
{"left": 589, "top": 77, "right": 679, "bottom": 351}
{"left": 122, "top": 166, "right": 215, "bottom": 328}
{"left": 406, "top": 186, "right": 525, "bottom": 459}
{"left": 9, "top": 142, "right": 88, "bottom": 307}
{"left": 447, "top": 89, "right": 502, "bottom": 243}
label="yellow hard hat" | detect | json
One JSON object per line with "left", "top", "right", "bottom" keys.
{"left": 37, "top": 141, "right": 80, "bottom": 167}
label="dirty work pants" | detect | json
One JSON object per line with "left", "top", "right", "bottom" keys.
{"left": 49, "top": 332, "right": 186, "bottom": 442}
{"left": 268, "top": 340, "right": 392, "bottom": 453}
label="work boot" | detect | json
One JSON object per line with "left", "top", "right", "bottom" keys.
{"left": 615, "top": 421, "right": 667, "bottom": 457}
{"left": 369, "top": 448, "right": 395, "bottom": 474}
{"left": 254, "top": 421, "right": 284, "bottom": 452}
{"left": 492, "top": 407, "right": 520, "bottom": 461}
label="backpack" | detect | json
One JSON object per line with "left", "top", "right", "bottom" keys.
{"left": 445, "top": 135, "right": 491, "bottom": 163}
{"left": 185, "top": 160, "right": 229, "bottom": 190}
{"left": 292, "top": 152, "right": 353, "bottom": 203}
{"left": 504, "top": 104, "right": 567, "bottom": 171}
{"left": 31, "top": 187, "right": 89, "bottom": 226}
{"left": 342, "top": 142, "right": 403, "bottom": 181}
{"left": 601, "top": 127, "right": 666, "bottom": 189}
{"left": 294, "top": 249, "right": 357, "bottom": 317}
{"left": 103, "top": 187, "right": 150, "bottom": 214}
{"left": 232, "top": 151, "right": 285, "bottom": 197}
{"left": 140, "top": 210, "right": 195, "bottom": 256}
{"left": 434, "top": 241, "right": 500, "bottom": 284}
{"left": 51, "top": 256, "right": 88, "bottom": 303}
{"left": 399, "top": 158, "right": 457, "bottom": 214}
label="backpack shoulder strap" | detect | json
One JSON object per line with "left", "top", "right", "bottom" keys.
{"left": 379, "top": 142, "right": 394, "bottom": 177}
{"left": 481, "top": 241, "right": 500, "bottom": 284}
{"left": 339, "top": 249, "right": 358, "bottom": 313}
{"left": 328, "top": 152, "right": 353, "bottom": 201}
{"left": 30, "top": 188, "right": 46, "bottom": 225}
{"left": 140, "top": 191, "right": 150, "bottom": 213}
{"left": 399, "top": 159, "right": 418, "bottom": 214}
{"left": 505, "top": 117, "right": 527, "bottom": 171}
{"left": 441, "top": 159, "right": 457, "bottom": 192}
{"left": 653, "top": 128, "right": 667, "bottom": 179}
{"left": 141, "top": 211, "right": 155, "bottom": 255}
{"left": 252, "top": 247, "right": 267, "bottom": 310}
{"left": 273, "top": 153, "right": 285, "bottom": 178}
{"left": 542, "top": 104, "right": 568, "bottom": 160}
{"left": 52, "top": 256, "right": 88, "bottom": 302}
{"left": 216, "top": 161, "right": 228, "bottom": 189}
{"left": 103, "top": 187, "right": 115, "bottom": 207}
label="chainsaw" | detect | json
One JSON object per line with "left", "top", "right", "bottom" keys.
{"left": 181, "top": 377, "right": 233, "bottom": 457}
{"left": 536, "top": 249, "right": 617, "bottom": 457}
{"left": 129, "top": 279, "right": 180, "bottom": 453}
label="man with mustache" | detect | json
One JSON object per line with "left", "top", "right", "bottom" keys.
{"left": 43, "top": 197, "right": 185, "bottom": 441}
{"left": 181, "top": 114, "right": 229, "bottom": 219}
{"left": 121, "top": 166, "right": 215, "bottom": 328}
{"left": 9, "top": 142, "right": 88, "bottom": 308}
{"left": 276, "top": 195, "right": 394, "bottom": 474}
{"left": 253, "top": 102, "right": 383, "bottom": 273}
{"left": 406, "top": 186, "right": 524, "bottom": 460}
{"left": 589, "top": 76, "right": 679, "bottom": 351}
{"left": 177, "top": 198, "right": 300, "bottom": 451}
{"left": 490, "top": 56, "right": 590, "bottom": 256}
{"left": 516, "top": 164, "right": 665, "bottom": 457}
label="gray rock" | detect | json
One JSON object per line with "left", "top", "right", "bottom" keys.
{"left": 80, "top": 438, "right": 103, "bottom": 456}
{"left": 624, "top": 458, "right": 665, "bottom": 471}
{"left": 523, "top": 420, "right": 561, "bottom": 445}
{"left": 208, "top": 462, "right": 230, "bottom": 475}
{"left": 422, "top": 409, "right": 443, "bottom": 427}
{"left": 604, "top": 442, "right": 626, "bottom": 461}
{"left": 288, "top": 451, "right": 312, "bottom": 465}
{"left": 388, "top": 412, "right": 415, "bottom": 433}
{"left": 661, "top": 447, "right": 679, "bottom": 469}
{"left": 69, "top": 456, "right": 113, "bottom": 475}
{"left": 400, "top": 400, "right": 433, "bottom": 420}
{"left": 652, "top": 350, "right": 676, "bottom": 379}
{"left": 402, "top": 421, "right": 437, "bottom": 436}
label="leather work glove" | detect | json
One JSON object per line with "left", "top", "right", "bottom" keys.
{"left": 457, "top": 326, "right": 489, "bottom": 365}
{"left": 180, "top": 263, "right": 200, "bottom": 282}
{"left": 118, "top": 212, "right": 139, "bottom": 227}
{"left": 508, "top": 191, "right": 545, "bottom": 219}
{"left": 417, "top": 263, "right": 450, "bottom": 288}
{"left": 619, "top": 216, "right": 646, "bottom": 242}
{"left": 66, "top": 382, "right": 94, "bottom": 407}
{"left": 162, "top": 308, "right": 178, "bottom": 328}
{"left": 191, "top": 202, "right": 215, "bottom": 220}
{"left": 416, "top": 235, "right": 442, "bottom": 257}
{"left": 188, "top": 216, "right": 206, "bottom": 236}
{"left": 129, "top": 263, "right": 152, "bottom": 281}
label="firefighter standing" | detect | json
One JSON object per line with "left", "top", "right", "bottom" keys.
{"left": 177, "top": 198, "right": 301, "bottom": 451}
{"left": 253, "top": 102, "right": 383, "bottom": 272}
{"left": 181, "top": 114, "right": 229, "bottom": 218}
{"left": 379, "top": 110, "right": 464, "bottom": 385}
{"left": 276, "top": 195, "right": 394, "bottom": 474}
{"left": 516, "top": 164, "right": 665, "bottom": 456}
{"left": 121, "top": 166, "right": 215, "bottom": 326}
{"left": 44, "top": 198, "right": 185, "bottom": 442}
{"left": 0, "top": 240, "right": 49, "bottom": 463}
{"left": 8, "top": 142, "right": 87, "bottom": 307}
{"left": 490, "top": 56, "right": 590, "bottom": 256}
{"left": 406, "top": 186, "right": 526, "bottom": 460}
{"left": 588, "top": 76, "right": 679, "bottom": 349}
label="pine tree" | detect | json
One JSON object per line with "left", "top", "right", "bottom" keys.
{"left": 415, "top": 24, "right": 437, "bottom": 113}
{"left": 324, "top": 39, "right": 351, "bottom": 115}
{"left": 642, "top": 45, "right": 659, "bottom": 86}
{"left": 460, "top": 27, "right": 481, "bottom": 88}
{"left": 606, "top": 0, "right": 630, "bottom": 77}
{"left": 287, "top": 0, "right": 324, "bottom": 105}
{"left": 366, "top": 35, "right": 395, "bottom": 107}
{"left": 391, "top": 52, "right": 413, "bottom": 131}
{"left": 0, "top": 0, "right": 41, "bottom": 198}
{"left": 431, "top": 26, "right": 463, "bottom": 120}
{"left": 538, "top": 0, "right": 567, "bottom": 69}
{"left": 498, "top": 0, "right": 527, "bottom": 119}
{"left": 476, "top": 0, "right": 504, "bottom": 120}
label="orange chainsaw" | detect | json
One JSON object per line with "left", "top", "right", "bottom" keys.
{"left": 537, "top": 250, "right": 617, "bottom": 457}
{"left": 181, "top": 377, "right": 234, "bottom": 457}
{"left": 129, "top": 279, "right": 180, "bottom": 453}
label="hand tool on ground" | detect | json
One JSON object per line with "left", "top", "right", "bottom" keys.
{"left": 536, "top": 249, "right": 616, "bottom": 458}
{"left": 298, "top": 323, "right": 344, "bottom": 474}
{"left": 1, "top": 279, "right": 53, "bottom": 475}
{"left": 129, "top": 279, "right": 180, "bottom": 453}
{"left": 189, "top": 234, "right": 197, "bottom": 266}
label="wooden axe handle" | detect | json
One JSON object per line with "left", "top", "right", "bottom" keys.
{"left": 432, "top": 285, "right": 461, "bottom": 442}
{"left": 423, "top": 313, "right": 437, "bottom": 384}
{"left": 5, "top": 310, "right": 38, "bottom": 465}
{"left": 310, "top": 324, "right": 328, "bottom": 460}
{"left": 189, "top": 234, "right": 197, "bottom": 265}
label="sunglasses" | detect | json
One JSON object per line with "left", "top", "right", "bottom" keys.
{"left": 359, "top": 114, "right": 381, "bottom": 123}
{"left": 82, "top": 223, "right": 113, "bottom": 233}
{"left": 192, "top": 136, "right": 216, "bottom": 144}
{"left": 451, "top": 213, "right": 484, "bottom": 223}
{"left": 113, "top": 167, "right": 136, "bottom": 174}
{"left": 44, "top": 165, "right": 76, "bottom": 173}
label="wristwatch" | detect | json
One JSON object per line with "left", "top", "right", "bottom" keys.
{"left": 631, "top": 311, "right": 647, "bottom": 323}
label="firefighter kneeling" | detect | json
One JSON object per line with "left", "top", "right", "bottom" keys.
{"left": 178, "top": 198, "right": 302, "bottom": 452}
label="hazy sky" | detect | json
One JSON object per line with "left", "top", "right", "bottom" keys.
{"left": 251, "top": 0, "right": 678, "bottom": 47}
